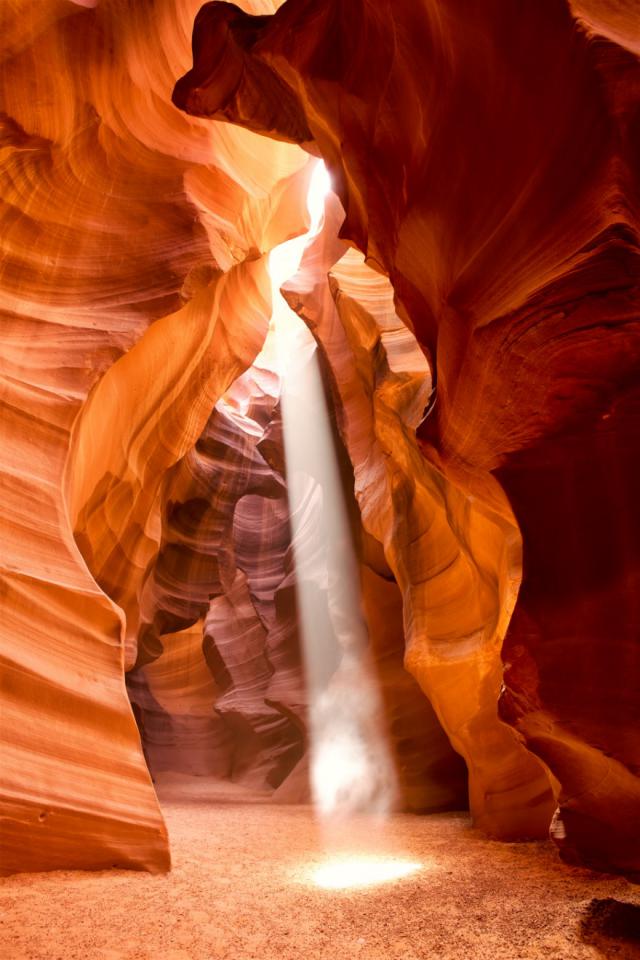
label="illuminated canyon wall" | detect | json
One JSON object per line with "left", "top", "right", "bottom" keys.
{"left": 0, "top": 0, "right": 310, "bottom": 873}
{"left": 173, "top": 0, "right": 640, "bottom": 875}
{"left": 1, "top": 0, "right": 638, "bottom": 879}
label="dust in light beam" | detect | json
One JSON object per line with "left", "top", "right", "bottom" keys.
{"left": 266, "top": 160, "right": 399, "bottom": 820}
{"left": 263, "top": 158, "right": 425, "bottom": 892}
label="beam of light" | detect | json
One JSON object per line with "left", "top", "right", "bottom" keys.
{"left": 266, "top": 160, "right": 400, "bottom": 821}
{"left": 310, "top": 857, "right": 422, "bottom": 890}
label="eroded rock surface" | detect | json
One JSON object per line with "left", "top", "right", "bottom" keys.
{"left": 283, "top": 207, "right": 542, "bottom": 833}
{"left": 175, "top": 0, "right": 640, "bottom": 872}
{"left": 126, "top": 365, "right": 306, "bottom": 790}
{"left": 0, "top": 0, "right": 310, "bottom": 874}
{"left": 2, "top": 0, "right": 638, "bottom": 879}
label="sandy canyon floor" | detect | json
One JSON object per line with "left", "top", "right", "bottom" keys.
{"left": 1, "top": 776, "right": 639, "bottom": 960}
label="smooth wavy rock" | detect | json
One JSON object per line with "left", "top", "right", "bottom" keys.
{"left": 175, "top": 0, "right": 640, "bottom": 873}
{"left": 1, "top": 0, "right": 309, "bottom": 874}
{"left": 127, "top": 621, "right": 233, "bottom": 778}
{"left": 127, "top": 363, "right": 306, "bottom": 790}
{"left": 283, "top": 203, "right": 542, "bottom": 828}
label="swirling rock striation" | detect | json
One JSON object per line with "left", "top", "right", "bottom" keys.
{"left": 3, "top": 0, "right": 638, "bottom": 879}
{"left": 283, "top": 201, "right": 533, "bottom": 827}
{"left": 1, "top": 0, "right": 310, "bottom": 874}
{"left": 175, "top": 0, "right": 640, "bottom": 873}
{"left": 127, "top": 364, "right": 306, "bottom": 790}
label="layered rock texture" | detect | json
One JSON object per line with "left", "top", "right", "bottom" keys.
{"left": 1, "top": 0, "right": 638, "bottom": 880}
{"left": 174, "top": 0, "right": 640, "bottom": 875}
{"left": 0, "top": 0, "right": 311, "bottom": 874}
{"left": 125, "top": 365, "right": 306, "bottom": 789}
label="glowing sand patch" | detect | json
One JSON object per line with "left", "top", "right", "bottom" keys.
{"left": 311, "top": 857, "right": 421, "bottom": 890}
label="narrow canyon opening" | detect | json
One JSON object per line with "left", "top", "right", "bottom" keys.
{"left": 61, "top": 152, "right": 475, "bottom": 907}
{"left": 71, "top": 153, "right": 470, "bottom": 839}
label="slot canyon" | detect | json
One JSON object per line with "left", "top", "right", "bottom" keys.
{"left": 1, "top": 1, "right": 639, "bottom": 958}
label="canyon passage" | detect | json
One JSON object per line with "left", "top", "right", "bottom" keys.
{"left": 1, "top": 2, "right": 639, "bottom": 959}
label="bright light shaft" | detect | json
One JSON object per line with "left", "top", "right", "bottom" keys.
{"left": 268, "top": 160, "right": 399, "bottom": 820}
{"left": 268, "top": 159, "right": 330, "bottom": 297}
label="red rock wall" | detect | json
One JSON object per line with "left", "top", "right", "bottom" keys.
{"left": 283, "top": 207, "right": 545, "bottom": 833}
{"left": 3, "top": 0, "right": 638, "bottom": 878}
{"left": 126, "top": 365, "right": 306, "bottom": 788}
{"left": 174, "top": 0, "right": 640, "bottom": 874}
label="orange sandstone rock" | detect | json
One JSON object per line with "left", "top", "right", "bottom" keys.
{"left": 283, "top": 206, "right": 550, "bottom": 834}
{"left": 175, "top": 0, "right": 640, "bottom": 873}
{"left": 0, "top": 0, "right": 309, "bottom": 874}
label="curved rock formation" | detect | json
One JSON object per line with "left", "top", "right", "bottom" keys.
{"left": 3, "top": 0, "right": 638, "bottom": 880}
{"left": 283, "top": 203, "right": 543, "bottom": 832}
{"left": 127, "top": 620, "right": 232, "bottom": 778}
{"left": 127, "top": 364, "right": 306, "bottom": 790}
{"left": 0, "top": 0, "right": 310, "bottom": 874}
{"left": 174, "top": 0, "right": 640, "bottom": 873}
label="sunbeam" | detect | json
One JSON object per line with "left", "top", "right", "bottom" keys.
{"left": 267, "top": 160, "right": 399, "bottom": 821}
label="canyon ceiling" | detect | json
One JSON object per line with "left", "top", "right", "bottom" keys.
{"left": 1, "top": 0, "right": 639, "bottom": 879}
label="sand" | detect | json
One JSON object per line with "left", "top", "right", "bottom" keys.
{"left": 1, "top": 776, "right": 639, "bottom": 960}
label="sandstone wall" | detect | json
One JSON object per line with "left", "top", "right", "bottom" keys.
{"left": 174, "top": 0, "right": 640, "bottom": 873}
